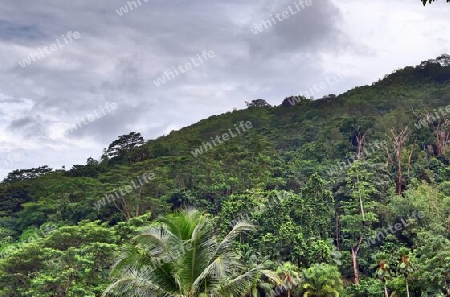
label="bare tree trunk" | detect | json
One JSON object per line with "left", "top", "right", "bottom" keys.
{"left": 120, "top": 194, "right": 132, "bottom": 221}
{"left": 385, "top": 146, "right": 393, "bottom": 167}
{"left": 64, "top": 273, "right": 72, "bottom": 297}
{"left": 397, "top": 152, "right": 402, "bottom": 195}
{"left": 406, "top": 277, "right": 410, "bottom": 297}
{"left": 389, "top": 128, "right": 409, "bottom": 196}
{"left": 407, "top": 143, "right": 415, "bottom": 179}
{"left": 351, "top": 247, "right": 360, "bottom": 285}
{"left": 351, "top": 131, "right": 366, "bottom": 286}
{"left": 135, "top": 185, "right": 144, "bottom": 217}
{"left": 356, "top": 172, "right": 365, "bottom": 221}
{"left": 355, "top": 131, "right": 365, "bottom": 160}
{"left": 435, "top": 119, "right": 450, "bottom": 156}
{"left": 335, "top": 211, "right": 341, "bottom": 249}
{"left": 112, "top": 199, "right": 128, "bottom": 221}
{"left": 354, "top": 132, "right": 366, "bottom": 221}
{"left": 351, "top": 235, "right": 363, "bottom": 285}
{"left": 384, "top": 283, "right": 389, "bottom": 297}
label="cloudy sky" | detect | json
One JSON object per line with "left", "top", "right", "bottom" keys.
{"left": 0, "top": 0, "right": 449, "bottom": 178}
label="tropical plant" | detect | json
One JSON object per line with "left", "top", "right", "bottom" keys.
{"left": 103, "top": 209, "right": 278, "bottom": 297}
{"left": 396, "top": 248, "right": 414, "bottom": 297}
{"left": 301, "top": 263, "right": 343, "bottom": 297}
{"left": 276, "top": 262, "right": 301, "bottom": 297}
{"left": 374, "top": 253, "right": 393, "bottom": 297}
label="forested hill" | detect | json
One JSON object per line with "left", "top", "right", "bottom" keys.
{"left": 1, "top": 55, "right": 450, "bottom": 296}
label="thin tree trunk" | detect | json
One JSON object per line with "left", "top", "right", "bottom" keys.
{"left": 384, "top": 283, "right": 389, "bottom": 297}
{"left": 389, "top": 127, "right": 408, "bottom": 196}
{"left": 397, "top": 150, "right": 402, "bottom": 195}
{"left": 356, "top": 172, "right": 365, "bottom": 221}
{"left": 385, "top": 146, "right": 392, "bottom": 167}
{"left": 352, "top": 142, "right": 365, "bottom": 286}
{"left": 135, "top": 185, "right": 143, "bottom": 217}
{"left": 351, "top": 247, "right": 360, "bottom": 285}
{"left": 355, "top": 131, "right": 365, "bottom": 160}
{"left": 64, "top": 274, "right": 72, "bottom": 297}
{"left": 405, "top": 277, "right": 410, "bottom": 297}
{"left": 351, "top": 235, "right": 363, "bottom": 285}
{"left": 407, "top": 143, "right": 414, "bottom": 179}
{"left": 335, "top": 211, "right": 341, "bottom": 249}
{"left": 112, "top": 199, "right": 128, "bottom": 221}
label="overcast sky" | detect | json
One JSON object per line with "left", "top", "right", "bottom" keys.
{"left": 0, "top": 0, "right": 449, "bottom": 179}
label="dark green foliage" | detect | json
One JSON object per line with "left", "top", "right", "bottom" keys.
{"left": 104, "top": 132, "right": 145, "bottom": 163}
{"left": 0, "top": 55, "right": 450, "bottom": 296}
{"left": 245, "top": 99, "right": 271, "bottom": 108}
{"left": 2, "top": 165, "right": 52, "bottom": 184}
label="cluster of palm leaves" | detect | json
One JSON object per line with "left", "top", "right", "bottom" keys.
{"left": 102, "top": 209, "right": 343, "bottom": 297}
{"left": 102, "top": 210, "right": 279, "bottom": 297}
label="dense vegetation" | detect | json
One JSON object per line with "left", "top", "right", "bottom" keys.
{"left": 1, "top": 55, "right": 450, "bottom": 296}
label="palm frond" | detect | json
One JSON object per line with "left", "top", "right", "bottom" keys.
{"left": 103, "top": 267, "right": 179, "bottom": 297}
{"left": 216, "top": 221, "right": 255, "bottom": 255}
{"left": 213, "top": 268, "right": 262, "bottom": 297}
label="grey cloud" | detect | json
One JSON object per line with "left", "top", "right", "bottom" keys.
{"left": 0, "top": 98, "right": 26, "bottom": 104}
{"left": 9, "top": 117, "right": 34, "bottom": 129}
{"left": 0, "top": 20, "right": 47, "bottom": 42}
{"left": 247, "top": 0, "right": 344, "bottom": 56}
{"left": 65, "top": 103, "right": 154, "bottom": 143}
{"left": 7, "top": 115, "right": 48, "bottom": 139}
{"left": 0, "top": 0, "right": 447, "bottom": 179}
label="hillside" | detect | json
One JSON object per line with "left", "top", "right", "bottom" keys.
{"left": 1, "top": 55, "right": 450, "bottom": 296}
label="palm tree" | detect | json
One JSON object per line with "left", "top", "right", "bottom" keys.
{"left": 374, "top": 254, "right": 393, "bottom": 297}
{"left": 103, "top": 209, "right": 277, "bottom": 297}
{"left": 396, "top": 248, "right": 414, "bottom": 297}
{"left": 276, "top": 262, "right": 300, "bottom": 297}
{"left": 301, "top": 264, "right": 343, "bottom": 297}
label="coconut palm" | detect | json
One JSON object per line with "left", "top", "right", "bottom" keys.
{"left": 102, "top": 209, "right": 277, "bottom": 297}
